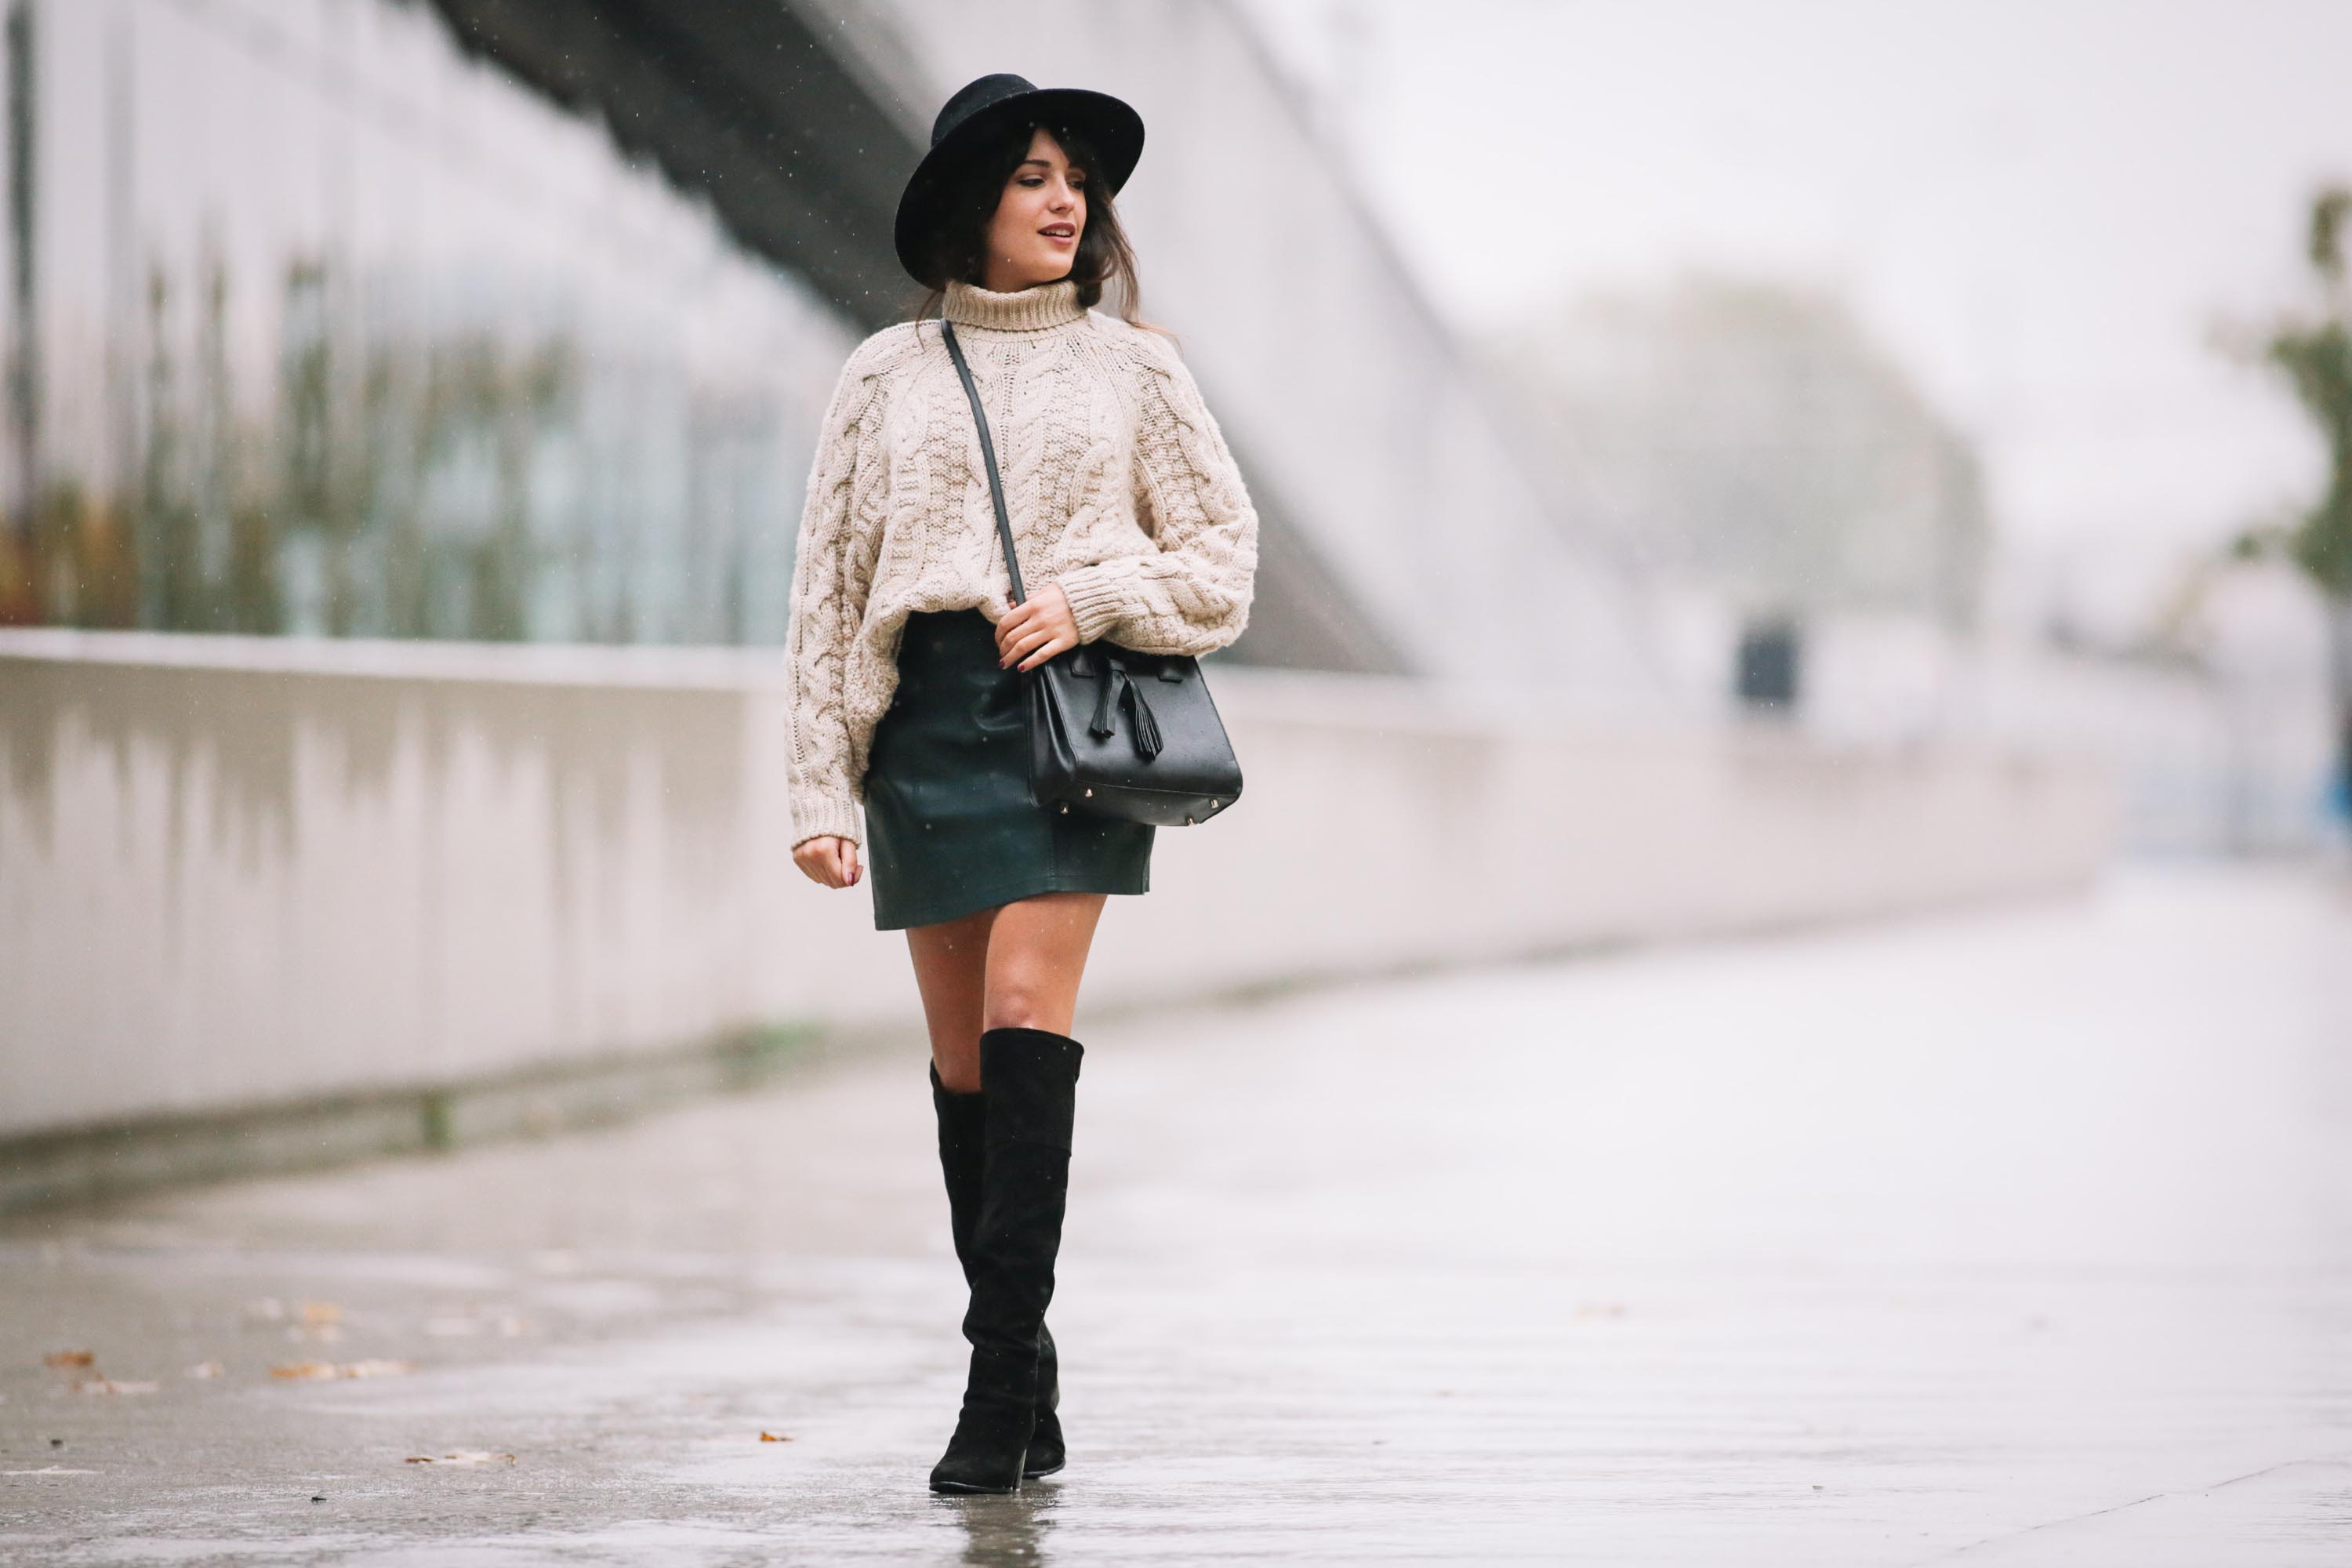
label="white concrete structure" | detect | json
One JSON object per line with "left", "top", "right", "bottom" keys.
{"left": 1, "top": 631, "right": 2111, "bottom": 1146}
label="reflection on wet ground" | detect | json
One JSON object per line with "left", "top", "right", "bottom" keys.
{"left": 2, "top": 865, "right": 2347, "bottom": 1564}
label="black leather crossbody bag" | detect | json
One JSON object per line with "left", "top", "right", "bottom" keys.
{"left": 939, "top": 318, "right": 1243, "bottom": 827}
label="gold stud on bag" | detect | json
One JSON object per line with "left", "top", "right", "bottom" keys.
{"left": 941, "top": 318, "right": 1245, "bottom": 827}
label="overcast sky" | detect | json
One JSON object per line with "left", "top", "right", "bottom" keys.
{"left": 1236, "top": 0, "right": 2352, "bottom": 591}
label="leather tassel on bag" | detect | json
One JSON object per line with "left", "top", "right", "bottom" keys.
{"left": 1120, "top": 678, "right": 1163, "bottom": 760}
{"left": 1082, "top": 654, "right": 1166, "bottom": 761}
{"left": 1089, "top": 662, "right": 1120, "bottom": 739}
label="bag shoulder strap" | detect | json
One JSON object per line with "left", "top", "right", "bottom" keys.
{"left": 938, "top": 319, "right": 1028, "bottom": 604}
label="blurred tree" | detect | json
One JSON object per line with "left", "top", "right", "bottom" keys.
{"left": 2238, "top": 186, "right": 2352, "bottom": 816}
{"left": 1488, "top": 278, "right": 1991, "bottom": 631}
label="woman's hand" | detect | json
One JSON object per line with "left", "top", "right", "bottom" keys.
{"left": 793, "top": 835, "right": 861, "bottom": 888}
{"left": 996, "top": 583, "right": 1080, "bottom": 671}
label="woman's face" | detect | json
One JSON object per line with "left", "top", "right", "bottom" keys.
{"left": 979, "top": 126, "right": 1087, "bottom": 292}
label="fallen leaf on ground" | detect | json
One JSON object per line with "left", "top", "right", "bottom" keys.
{"left": 340, "top": 1359, "right": 415, "bottom": 1378}
{"left": 42, "top": 1350, "right": 95, "bottom": 1368}
{"left": 405, "top": 1450, "right": 515, "bottom": 1466}
{"left": 74, "top": 1377, "right": 160, "bottom": 1396}
{"left": 759, "top": 1430, "right": 793, "bottom": 1443}
{"left": 270, "top": 1359, "right": 416, "bottom": 1381}
{"left": 299, "top": 1301, "right": 343, "bottom": 1326}
{"left": 186, "top": 1361, "right": 225, "bottom": 1380}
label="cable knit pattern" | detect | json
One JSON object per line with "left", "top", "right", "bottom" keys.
{"left": 782, "top": 278, "right": 1260, "bottom": 850}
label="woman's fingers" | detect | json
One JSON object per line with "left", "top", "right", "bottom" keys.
{"left": 1000, "top": 623, "right": 1043, "bottom": 666}
{"left": 1015, "top": 630, "right": 1074, "bottom": 671}
{"left": 999, "top": 596, "right": 1080, "bottom": 668}
{"left": 793, "top": 836, "right": 859, "bottom": 889}
{"left": 996, "top": 599, "right": 1036, "bottom": 652}
{"left": 1002, "top": 625, "right": 1068, "bottom": 668}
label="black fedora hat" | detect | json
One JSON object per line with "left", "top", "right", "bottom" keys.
{"left": 893, "top": 73, "right": 1145, "bottom": 289}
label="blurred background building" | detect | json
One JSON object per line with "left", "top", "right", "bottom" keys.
{"left": 1, "top": 0, "right": 2338, "bottom": 1199}
{"left": 3, "top": 0, "right": 861, "bottom": 649}
{"left": 0, "top": 0, "right": 1650, "bottom": 687}
{"left": 1251, "top": 0, "right": 2348, "bottom": 858}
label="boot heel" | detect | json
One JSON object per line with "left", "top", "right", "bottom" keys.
{"left": 928, "top": 1379, "right": 1035, "bottom": 1494}
{"left": 1022, "top": 1323, "right": 1065, "bottom": 1478}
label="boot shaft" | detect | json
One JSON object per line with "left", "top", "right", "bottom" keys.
{"left": 930, "top": 1062, "right": 986, "bottom": 1283}
{"left": 978, "top": 1027, "right": 1083, "bottom": 1153}
{"left": 957, "top": 1027, "right": 1085, "bottom": 1377}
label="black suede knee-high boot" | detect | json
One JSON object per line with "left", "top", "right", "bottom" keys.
{"left": 927, "top": 1027, "right": 1083, "bottom": 1494}
{"left": 929, "top": 1064, "right": 1065, "bottom": 1478}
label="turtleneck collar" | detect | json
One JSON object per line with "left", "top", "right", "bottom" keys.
{"left": 942, "top": 277, "right": 1087, "bottom": 333}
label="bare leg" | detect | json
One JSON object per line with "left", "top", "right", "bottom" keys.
{"left": 906, "top": 905, "right": 1000, "bottom": 1093}
{"left": 907, "top": 891, "right": 1109, "bottom": 1091}
{"left": 981, "top": 891, "right": 1108, "bottom": 1037}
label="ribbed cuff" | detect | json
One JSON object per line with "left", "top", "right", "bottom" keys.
{"left": 789, "top": 792, "right": 862, "bottom": 851}
{"left": 1053, "top": 564, "right": 1131, "bottom": 645}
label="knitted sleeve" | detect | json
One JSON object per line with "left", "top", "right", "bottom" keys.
{"left": 1052, "top": 335, "right": 1260, "bottom": 656}
{"left": 783, "top": 333, "right": 899, "bottom": 850}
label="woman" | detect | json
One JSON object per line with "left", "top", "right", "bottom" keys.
{"left": 781, "top": 73, "right": 1259, "bottom": 1494}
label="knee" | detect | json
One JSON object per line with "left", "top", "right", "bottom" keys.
{"left": 982, "top": 978, "right": 1058, "bottom": 1034}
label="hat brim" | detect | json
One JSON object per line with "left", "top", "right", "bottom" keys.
{"left": 893, "top": 86, "right": 1145, "bottom": 289}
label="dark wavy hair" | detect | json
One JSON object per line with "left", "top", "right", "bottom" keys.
{"left": 912, "top": 119, "right": 1151, "bottom": 328}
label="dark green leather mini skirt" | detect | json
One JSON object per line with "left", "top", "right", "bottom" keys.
{"left": 863, "top": 608, "right": 1154, "bottom": 931}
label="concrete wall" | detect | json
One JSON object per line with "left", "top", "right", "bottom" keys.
{"left": 0, "top": 631, "right": 2113, "bottom": 1142}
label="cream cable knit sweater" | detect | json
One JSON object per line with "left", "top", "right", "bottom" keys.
{"left": 782, "top": 277, "right": 1261, "bottom": 850}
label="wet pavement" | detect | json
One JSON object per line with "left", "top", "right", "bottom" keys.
{"left": 4, "top": 864, "right": 2350, "bottom": 1565}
